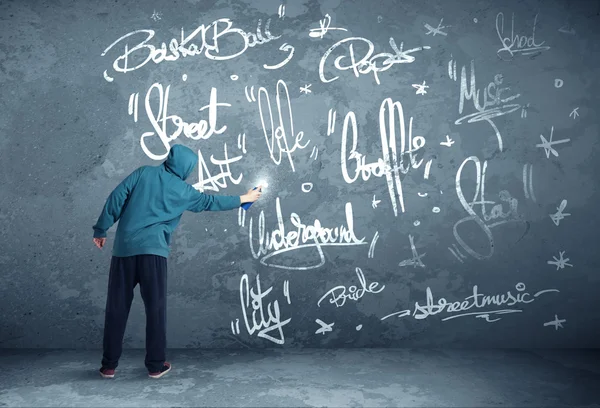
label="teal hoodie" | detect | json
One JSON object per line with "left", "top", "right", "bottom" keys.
{"left": 92, "top": 144, "right": 241, "bottom": 258}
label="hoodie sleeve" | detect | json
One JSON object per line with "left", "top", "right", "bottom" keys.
{"left": 185, "top": 186, "right": 241, "bottom": 213}
{"left": 92, "top": 167, "right": 144, "bottom": 238}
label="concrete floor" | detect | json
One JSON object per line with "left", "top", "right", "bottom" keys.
{"left": 0, "top": 349, "right": 599, "bottom": 407}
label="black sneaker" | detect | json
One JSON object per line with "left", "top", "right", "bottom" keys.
{"left": 148, "top": 362, "right": 171, "bottom": 379}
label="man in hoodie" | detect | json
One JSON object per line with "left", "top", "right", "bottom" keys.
{"left": 92, "top": 144, "right": 262, "bottom": 379}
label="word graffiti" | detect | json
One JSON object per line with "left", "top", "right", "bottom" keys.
{"left": 340, "top": 98, "right": 431, "bottom": 216}
{"left": 382, "top": 282, "right": 559, "bottom": 322}
{"left": 248, "top": 198, "right": 367, "bottom": 270}
{"left": 317, "top": 267, "right": 385, "bottom": 307}
{"left": 320, "top": 36, "right": 430, "bottom": 85}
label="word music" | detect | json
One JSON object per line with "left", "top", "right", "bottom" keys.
{"left": 248, "top": 198, "right": 367, "bottom": 270}
{"left": 451, "top": 59, "right": 521, "bottom": 152}
{"left": 340, "top": 98, "right": 431, "bottom": 216}
{"left": 102, "top": 18, "right": 282, "bottom": 79}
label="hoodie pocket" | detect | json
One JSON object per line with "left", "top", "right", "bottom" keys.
{"left": 163, "top": 230, "right": 171, "bottom": 246}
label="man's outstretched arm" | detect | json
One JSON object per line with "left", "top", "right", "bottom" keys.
{"left": 92, "top": 167, "right": 143, "bottom": 238}
{"left": 186, "top": 185, "right": 262, "bottom": 213}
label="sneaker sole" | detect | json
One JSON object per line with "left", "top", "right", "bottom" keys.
{"left": 100, "top": 372, "right": 115, "bottom": 379}
{"left": 148, "top": 365, "right": 171, "bottom": 379}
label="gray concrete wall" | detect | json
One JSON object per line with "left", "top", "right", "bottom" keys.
{"left": 1, "top": 0, "right": 599, "bottom": 349}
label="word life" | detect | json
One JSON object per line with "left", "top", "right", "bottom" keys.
{"left": 253, "top": 80, "right": 310, "bottom": 172}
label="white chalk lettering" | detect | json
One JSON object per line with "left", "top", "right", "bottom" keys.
{"left": 102, "top": 18, "right": 281, "bottom": 79}
{"left": 319, "top": 36, "right": 430, "bottom": 85}
{"left": 496, "top": 12, "right": 550, "bottom": 59}
{"left": 238, "top": 274, "right": 291, "bottom": 345}
{"left": 256, "top": 80, "right": 310, "bottom": 172}
{"left": 317, "top": 267, "right": 385, "bottom": 307}
{"left": 340, "top": 98, "right": 430, "bottom": 216}
{"left": 382, "top": 282, "right": 559, "bottom": 322}
{"left": 452, "top": 59, "right": 520, "bottom": 152}
{"left": 248, "top": 198, "right": 367, "bottom": 270}
{"left": 454, "top": 156, "right": 523, "bottom": 260}
{"left": 192, "top": 144, "right": 243, "bottom": 192}
{"left": 138, "top": 83, "right": 230, "bottom": 160}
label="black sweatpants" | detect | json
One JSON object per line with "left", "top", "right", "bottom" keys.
{"left": 101, "top": 254, "right": 167, "bottom": 373}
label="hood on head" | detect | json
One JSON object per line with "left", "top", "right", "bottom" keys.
{"left": 164, "top": 144, "right": 197, "bottom": 180}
